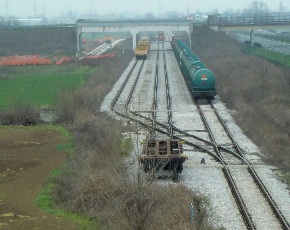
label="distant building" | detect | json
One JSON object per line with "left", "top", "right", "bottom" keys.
{"left": 17, "top": 18, "right": 44, "bottom": 26}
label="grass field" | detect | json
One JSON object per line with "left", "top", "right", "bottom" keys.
{"left": 240, "top": 31, "right": 290, "bottom": 44}
{"left": 0, "top": 64, "right": 94, "bottom": 109}
{"left": 243, "top": 46, "right": 290, "bottom": 68}
{"left": 0, "top": 125, "right": 87, "bottom": 229}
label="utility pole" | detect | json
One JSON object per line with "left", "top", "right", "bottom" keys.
{"left": 34, "top": 0, "right": 37, "bottom": 17}
{"left": 42, "top": 3, "right": 46, "bottom": 17}
{"left": 6, "top": 0, "right": 9, "bottom": 17}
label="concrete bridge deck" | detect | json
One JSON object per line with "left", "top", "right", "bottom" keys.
{"left": 76, "top": 19, "right": 193, "bottom": 57}
{"left": 207, "top": 14, "right": 290, "bottom": 31}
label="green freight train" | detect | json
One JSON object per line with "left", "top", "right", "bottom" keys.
{"left": 171, "top": 36, "right": 217, "bottom": 100}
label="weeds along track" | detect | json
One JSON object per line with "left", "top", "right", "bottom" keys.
{"left": 195, "top": 99, "right": 289, "bottom": 230}
{"left": 107, "top": 37, "right": 290, "bottom": 229}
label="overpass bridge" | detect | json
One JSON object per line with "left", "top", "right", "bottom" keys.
{"left": 208, "top": 14, "right": 290, "bottom": 43}
{"left": 75, "top": 19, "right": 193, "bottom": 57}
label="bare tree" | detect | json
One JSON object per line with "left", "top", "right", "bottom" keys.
{"left": 144, "top": 12, "right": 155, "bottom": 19}
{"left": 244, "top": 1, "right": 269, "bottom": 15}
{"left": 0, "top": 16, "right": 20, "bottom": 28}
{"left": 279, "top": 1, "right": 285, "bottom": 13}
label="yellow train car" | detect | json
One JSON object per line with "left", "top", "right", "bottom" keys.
{"left": 104, "top": 35, "right": 112, "bottom": 44}
{"left": 134, "top": 37, "right": 150, "bottom": 60}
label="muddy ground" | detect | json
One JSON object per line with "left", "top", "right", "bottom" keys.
{"left": 0, "top": 27, "right": 80, "bottom": 229}
{"left": 0, "top": 126, "right": 77, "bottom": 229}
{"left": 0, "top": 27, "right": 133, "bottom": 229}
{"left": 0, "top": 27, "right": 76, "bottom": 56}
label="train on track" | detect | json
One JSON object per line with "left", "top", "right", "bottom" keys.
{"left": 140, "top": 139, "right": 187, "bottom": 182}
{"left": 171, "top": 36, "right": 217, "bottom": 100}
{"left": 104, "top": 35, "right": 112, "bottom": 44}
{"left": 134, "top": 37, "right": 150, "bottom": 60}
{"left": 157, "top": 31, "right": 164, "bottom": 41}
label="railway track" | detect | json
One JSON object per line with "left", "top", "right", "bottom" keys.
{"left": 103, "top": 36, "right": 290, "bottom": 229}
{"left": 153, "top": 41, "right": 173, "bottom": 139}
{"left": 80, "top": 43, "right": 111, "bottom": 60}
{"left": 80, "top": 39, "right": 124, "bottom": 60}
{"left": 195, "top": 99, "right": 289, "bottom": 230}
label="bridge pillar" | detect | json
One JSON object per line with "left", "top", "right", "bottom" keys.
{"left": 250, "top": 30, "right": 254, "bottom": 44}
{"left": 130, "top": 29, "right": 139, "bottom": 50}
{"left": 76, "top": 26, "right": 82, "bottom": 58}
{"left": 189, "top": 26, "right": 193, "bottom": 49}
{"left": 76, "top": 20, "right": 193, "bottom": 56}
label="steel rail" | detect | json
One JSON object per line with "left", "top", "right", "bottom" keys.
{"left": 108, "top": 40, "right": 289, "bottom": 229}
{"left": 209, "top": 101, "right": 290, "bottom": 230}
{"left": 124, "top": 61, "right": 145, "bottom": 109}
{"left": 196, "top": 100, "right": 256, "bottom": 230}
{"left": 110, "top": 60, "right": 138, "bottom": 110}
{"left": 163, "top": 42, "right": 173, "bottom": 138}
{"left": 151, "top": 43, "right": 160, "bottom": 138}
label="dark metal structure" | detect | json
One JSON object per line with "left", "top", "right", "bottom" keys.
{"left": 140, "top": 139, "right": 187, "bottom": 182}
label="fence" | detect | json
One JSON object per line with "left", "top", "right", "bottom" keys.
{"left": 207, "top": 13, "right": 290, "bottom": 26}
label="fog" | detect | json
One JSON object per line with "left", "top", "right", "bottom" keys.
{"left": 1, "top": 0, "right": 289, "bottom": 18}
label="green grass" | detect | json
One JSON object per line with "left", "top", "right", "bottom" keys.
{"left": 255, "top": 34, "right": 290, "bottom": 44}
{"left": 0, "top": 64, "right": 95, "bottom": 109}
{"left": 55, "top": 125, "right": 76, "bottom": 155}
{"left": 120, "top": 137, "right": 134, "bottom": 157}
{"left": 276, "top": 170, "right": 290, "bottom": 184}
{"left": 54, "top": 125, "right": 74, "bottom": 140}
{"left": 36, "top": 125, "right": 100, "bottom": 230}
{"left": 0, "top": 192, "right": 7, "bottom": 199}
{"left": 37, "top": 180, "right": 99, "bottom": 230}
{"left": 238, "top": 31, "right": 290, "bottom": 44}
{"left": 57, "top": 143, "right": 74, "bottom": 151}
{"left": 243, "top": 46, "right": 290, "bottom": 68}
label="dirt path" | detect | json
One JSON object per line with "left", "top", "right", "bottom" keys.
{"left": 0, "top": 126, "right": 77, "bottom": 230}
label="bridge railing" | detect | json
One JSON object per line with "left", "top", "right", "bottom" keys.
{"left": 207, "top": 13, "right": 290, "bottom": 26}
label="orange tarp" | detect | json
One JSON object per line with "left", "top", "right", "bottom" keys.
{"left": 0, "top": 55, "right": 51, "bottom": 66}
{"left": 55, "top": 56, "right": 74, "bottom": 65}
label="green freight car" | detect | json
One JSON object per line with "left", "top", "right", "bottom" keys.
{"left": 171, "top": 37, "right": 217, "bottom": 100}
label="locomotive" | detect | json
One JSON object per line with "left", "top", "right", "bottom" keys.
{"left": 134, "top": 37, "right": 150, "bottom": 60}
{"left": 171, "top": 36, "right": 217, "bottom": 100}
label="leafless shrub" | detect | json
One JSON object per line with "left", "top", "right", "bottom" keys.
{"left": 0, "top": 104, "right": 39, "bottom": 125}
{"left": 56, "top": 48, "right": 134, "bottom": 124}
{"left": 52, "top": 138, "right": 213, "bottom": 229}
{"left": 0, "top": 16, "right": 20, "bottom": 28}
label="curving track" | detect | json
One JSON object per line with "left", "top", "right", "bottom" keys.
{"left": 196, "top": 100, "right": 288, "bottom": 230}
{"left": 101, "top": 34, "right": 290, "bottom": 230}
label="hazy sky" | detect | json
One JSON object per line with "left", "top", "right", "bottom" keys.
{"left": 0, "top": 0, "right": 289, "bottom": 17}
